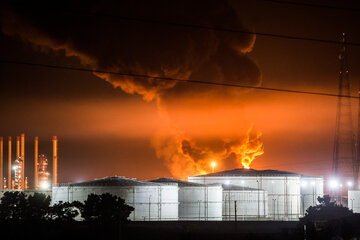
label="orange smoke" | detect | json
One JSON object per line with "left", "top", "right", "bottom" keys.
{"left": 153, "top": 127, "right": 264, "bottom": 180}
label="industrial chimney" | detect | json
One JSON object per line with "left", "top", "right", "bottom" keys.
{"left": 20, "top": 133, "right": 25, "bottom": 189}
{"left": 16, "top": 136, "right": 20, "bottom": 159}
{"left": 0, "top": 137, "right": 3, "bottom": 189}
{"left": 34, "top": 136, "right": 38, "bottom": 190}
{"left": 8, "top": 137, "right": 11, "bottom": 189}
{"left": 52, "top": 136, "right": 57, "bottom": 186}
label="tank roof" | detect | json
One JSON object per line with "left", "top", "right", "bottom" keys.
{"left": 222, "top": 184, "right": 262, "bottom": 191}
{"left": 149, "top": 178, "right": 221, "bottom": 187}
{"left": 63, "top": 176, "right": 177, "bottom": 187}
{"left": 191, "top": 168, "right": 300, "bottom": 177}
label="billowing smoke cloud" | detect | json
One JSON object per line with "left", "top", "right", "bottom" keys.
{"left": 0, "top": 0, "right": 264, "bottom": 177}
{"left": 153, "top": 127, "right": 263, "bottom": 179}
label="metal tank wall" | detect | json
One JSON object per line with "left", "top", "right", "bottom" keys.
{"left": 179, "top": 185, "right": 222, "bottom": 221}
{"left": 188, "top": 175, "right": 302, "bottom": 220}
{"left": 300, "top": 177, "right": 324, "bottom": 215}
{"left": 222, "top": 189, "right": 268, "bottom": 220}
{"left": 52, "top": 185, "right": 179, "bottom": 221}
{"left": 348, "top": 190, "right": 360, "bottom": 213}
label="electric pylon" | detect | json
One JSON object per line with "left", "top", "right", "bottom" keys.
{"left": 332, "top": 33, "right": 358, "bottom": 188}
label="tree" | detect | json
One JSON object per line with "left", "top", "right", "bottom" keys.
{"left": 303, "top": 195, "right": 353, "bottom": 221}
{"left": 0, "top": 192, "right": 51, "bottom": 221}
{"left": 300, "top": 195, "right": 356, "bottom": 240}
{"left": 0, "top": 191, "right": 27, "bottom": 221}
{"left": 81, "top": 193, "right": 134, "bottom": 222}
{"left": 49, "top": 201, "right": 80, "bottom": 221}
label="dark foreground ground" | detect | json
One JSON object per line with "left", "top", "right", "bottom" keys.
{"left": 0, "top": 221, "right": 301, "bottom": 240}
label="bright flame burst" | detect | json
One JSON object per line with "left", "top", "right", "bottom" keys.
{"left": 153, "top": 126, "right": 264, "bottom": 180}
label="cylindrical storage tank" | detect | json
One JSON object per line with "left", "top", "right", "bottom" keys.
{"left": 348, "top": 190, "right": 360, "bottom": 213}
{"left": 300, "top": 176, "right": 324, "bottom": 215}
{"left": 52, "top": 177, "right": 179, "bottom": 221}
{"left": 188, "top": 168, "right": 312, "bottom": 220}
{"left": 222, "top": 184, "right": 268, "bottom": 220}
{"left": 149, "top": 178, "right": 222, "bottom": 221}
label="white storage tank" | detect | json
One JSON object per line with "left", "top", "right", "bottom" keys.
{"left": 222, "top": 184, "right": 268, "bottom": 220}
{"left": 300, "top": 176, "right": 324, "bottom": 215}
{"left": 52, "top": 176, "right": 179, "bottom": 221}
{"left": 189, "top": 168, "right": 307, "bottom": 220}
{"left": 149, "top": 178, "right": 222, "bottom": 221}
{"left": 348, "top": 190, "right": 360, "bottom": 213}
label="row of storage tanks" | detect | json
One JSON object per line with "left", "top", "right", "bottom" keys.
{"left": 52, "top": 168, "right": 324, "bottom": 221}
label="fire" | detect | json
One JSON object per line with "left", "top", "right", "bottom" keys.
{"left": 153, "top": 126, "right": 264, "bottom": 180}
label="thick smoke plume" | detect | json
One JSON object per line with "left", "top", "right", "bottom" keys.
{"left": 0, "top": 0, "right": 264, "bottom": 177}
{"left": 153, "top": 127, "right": 263, "bottom": 179}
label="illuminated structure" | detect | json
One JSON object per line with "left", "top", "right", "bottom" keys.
{"left": 52, "top": 177, "right": 179, "bottom": 221}
{"left": 37, "top": 154, "right": 50, "bottom": 190}
{"left": 13, "top": 158, "right": 24, "bottom": 190}
{"left": 189, "top": 168, "right": 323, "bottom": 220}
{"left": 0, "top": 134, "right": 57, "bottom": 190}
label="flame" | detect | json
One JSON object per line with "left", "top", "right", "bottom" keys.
{"left": 153, "top": 126, "right": 264, "bottom": 180}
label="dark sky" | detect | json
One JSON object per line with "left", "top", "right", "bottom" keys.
{"left": 1, "top": 0, "right": 360, "bottom": 185}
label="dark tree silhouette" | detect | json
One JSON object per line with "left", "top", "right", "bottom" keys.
{"left": 81, "top": 193, "right": 134, "bottom": 222}
{"left": 299, "top": 195, "right": 356, "bottom": 240}
{"left": 0, "top": 192, "right": 51, "bottom": 221}
{"left": 303, "top": 195, "right": 353, "bottom": 221}
{"left": 49, "top": 201, "right": 80, "bottom": 221}
{"left": 0, "top": 191, "right": 28, "bottom": 221}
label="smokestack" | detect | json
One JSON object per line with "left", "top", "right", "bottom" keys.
{"left": 16, "top": 136, "right": 20, "bottom": 159}
{"left": 52, "top": 136, "right": 57, "bottom": 186}
{"left": 34, "top": 136, "right": 38, "bottom": 190}
{"left": 0, "top": 137, "right": 3, "bottom": 189}
{"left": 8, "top": 137, "right": 11, "bottom": 189}
{"left": 20, "top": 133, "right": 25, "bottom": 190}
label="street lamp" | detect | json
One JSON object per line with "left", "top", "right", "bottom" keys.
{"left": 211, "top": 161, "right": 216, "bottom": 173}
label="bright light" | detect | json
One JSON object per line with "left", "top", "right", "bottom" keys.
{"left": 225, "top": 180, "right": 230, "bottom": 185}
{"left": 311, "top": 181, "right": 315, "bottom": 186}
{"left": 301, "top": 181, "right": 307, "bottom": 188}
{"left": 241, "top": 180, "right": 245, "bottom": 184}
{"left": 12, "top": 166, "right": 17, "bottom": 170}
{"left": 40, "top": 181, "right": 49, "bottom": 190}
{"left": 211, "top": 162, "right": 216, "bottom": 167}
{"left": 329, "top": 180, "right": 339, "bottom": 189}
{"left": 347, "top": 181, "right": 353, "bottom": 187}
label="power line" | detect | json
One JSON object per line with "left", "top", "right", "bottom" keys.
{"left": 62, "top": 12, "right": 360, "bottom": 47}
{"left": 262, "top": 0, "right": 360, "bottom": 12}
{"left": 1, "top": 59, "right": 359, "bottom": 99}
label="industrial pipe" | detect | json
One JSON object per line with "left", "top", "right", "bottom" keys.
{"left": 53, "top": 136, "right": 57, "bottom": 186}
{"left": 34, "top": 136, "right": 38, "bottom": 190}
{"left": 8, "top": 137, "right": 11, "bottom": 189}
{"left": 0, "top": 137, "right": 3, "bottom": 189}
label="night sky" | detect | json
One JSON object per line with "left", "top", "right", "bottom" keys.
{"left": 1, "top": 0, "right": 360, "bottom": 185}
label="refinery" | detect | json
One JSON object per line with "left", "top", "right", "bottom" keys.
{"left": 0, "top": 133, "right": 359, "bottom": 221}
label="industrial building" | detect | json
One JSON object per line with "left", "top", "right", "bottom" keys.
{"left": 188, "top": 168, "right": 324, "bottom": 221}
{"left": 0, "top": 134, "right": 57, "bottom": 191}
